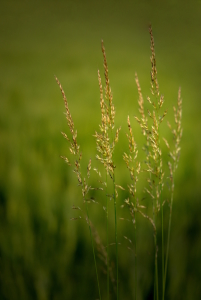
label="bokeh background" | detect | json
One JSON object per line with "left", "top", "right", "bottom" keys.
{"left": 1, "top": 0, "right": 201, "bottom": 299}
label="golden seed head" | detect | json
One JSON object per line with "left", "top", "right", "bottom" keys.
{"left": 149, "top": 24, "right": 159, "bottom": 97}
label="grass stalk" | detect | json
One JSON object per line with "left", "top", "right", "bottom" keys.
{"left": 123, "top": 114, "right": 139, "bottom": 299}
{"left": 163, "top": 87, "right": 182, "bottom": 295}
{"left": 55, "top": 77, "right": 102, "bottom": 299}
{"left": 95, "top": 40, "right": 120, "bottom": 300}
{"left": 113, "top": 173, "right": 119, "bottom": 300}
{"left": 86, "top": 203, "right": 102, "bottom": 300}
{"left": 134, "top": 208, "right": 137, "bottom": 300}
{"left": 161, "top": 195, "right": 164, "bottom": 300}
{"left": 156, "top": 112, "right": 165, "bottom": 300}
{"left": 154, "top": 230, "right": 159, "bottom": 300}
{"left": 164, "top": 184, "right": 173, "bottom": 295}
{"left": 158, "top": 131, "right": 164, "bottom": 300}
{"left": 105, "top": 172, "right": 110, "bottom": 300}
{"left": 82, "top": 162, "right": 102, "bottom": 300}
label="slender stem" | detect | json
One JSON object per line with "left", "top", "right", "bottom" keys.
{"left": 152, "top": 192, "right": 158, "bottom": 300}
{"left": 154, "top": 231, "right": 159, "bottom": 300}
{"left": 160, "top": 183, "right": 164, "bottom": 300}
{"left": 106, "top": 172, "right": 110, "bottom": 300}
{"left": 134, "top": 209, "right": 137, "bottom": 300}
{"left": 164, "top": 180, "right": 174, "bottom": 295}
{"left": 156, "top": 103, "right": 164, "bottom": 300}
{"left": 80, "top": 163, "right": 101, "bottom": 300}
{"left": 85, "top": 203, "right": 102, "bottom": 300}
{"left": 113, "top": 173, "right": 118, "bottom": 300}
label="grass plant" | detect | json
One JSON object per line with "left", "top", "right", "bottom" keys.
{"left": 55, "top": 77, "right": 101, "bottom": 300}
{"left": 94, "top": 41, "right": 121, "bottom": 300}
{"left": 57, "top": 25, "right": 182, "bottom": 299}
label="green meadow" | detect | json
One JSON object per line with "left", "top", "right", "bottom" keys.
{"left": 0, "top": 0, "right": 201, "bottom": 299}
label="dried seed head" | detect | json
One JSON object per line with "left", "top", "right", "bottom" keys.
{"left": 149, "top": 24, "right": 159, "bottom": 97}
{"left": 55, "top": 76, "right": 74, "bottom": 134}
{"left": 95, "top": 41, "right": 119, "bottom": 176}
{"left": 87, "top": 158, "right": 91, "bottom": 178}
{"left": 56, "top": 76, "right": 80, "bottom": 156}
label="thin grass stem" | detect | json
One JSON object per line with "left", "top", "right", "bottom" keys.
{"left": 113, "top": 173, "right": 119, "bottom": 300}
{"left": 86, "top": 204, "right": 102, "bottom": 300}
{"left": 154, "top": 231, "right": 159, "bottom": 300}
{"left": 79, "top": 162, "right": 102, "bottom": 300}
{"left": 157, "top": 120, "right": 165, "bottom": 300}
{"left": 105, "top": 172, "right": 110, "bottom": 300}
{"left": 164, "top": 180, "right": 174, "bottom": 295}
{"left": 134, "top": 209, "right": 137, "bottom": 300}
{"left": 161, "top": 195, "right": 164, "bottom": 300}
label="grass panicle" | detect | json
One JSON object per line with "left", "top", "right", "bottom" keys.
{"left": 94, "top": 40, "right": 121, "bottom": 300}
{"left": 123, "top": 115, "right": 140, "bottom": 300}
{"left": 55, "top": 76, "right": 101, "bottom": 300}
{"left": 57, "top": 25, "right": 182, "bottom": 300}
{"left": 163, "top": 87, "right": 182, "bottom": 295}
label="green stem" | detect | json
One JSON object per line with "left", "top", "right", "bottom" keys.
{"left": 156, "top": 105, "right": 164, "bottom": 299}
{"left": 152, "top": 193, "right": 158, "bottom": 300}
{"left": 79, "top": 162, "right": 101, "bottom": 299}
{"left": 161, "top": 184, "right": 164, "bottom": 300}
{"left": 85, "top": 203, "right": 102, "bottom": 300}
{"left": 113, "top": 173, "right": 118, "bottom": 300}
{"left": 154, "top": 230, "right": 159, "bottom": 300}
{"left": 164, "top": 180, "right": 174, "bottom": 295}
{"left": 106, "top": 172, "right": 109, "bottom": 300}
{"left": 134, "top": 209, "right": 137, "bottom": 300}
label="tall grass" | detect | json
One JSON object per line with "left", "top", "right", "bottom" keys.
{"left": 56, "top": 25, "right": 182, "bottom": 299}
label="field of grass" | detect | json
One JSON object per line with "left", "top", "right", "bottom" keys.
{"left": 0, "top": 0, "right": 201, "bottom": 299}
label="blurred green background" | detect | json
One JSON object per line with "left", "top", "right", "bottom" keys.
{"left": 0, "top": 0, "right": 201, "bottom": 299}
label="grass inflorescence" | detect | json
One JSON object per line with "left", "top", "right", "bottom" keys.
{"left": 56, "top": 25, "right": 182, "bottom": 299}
